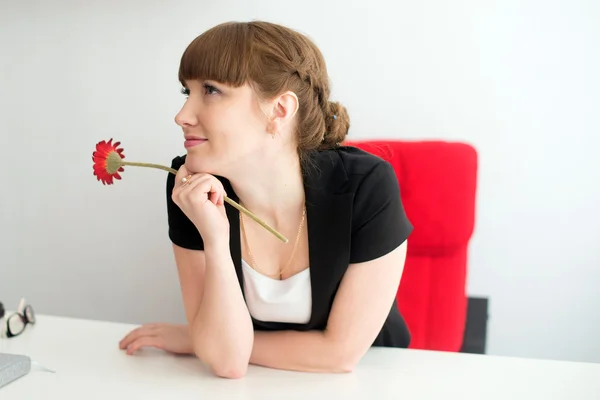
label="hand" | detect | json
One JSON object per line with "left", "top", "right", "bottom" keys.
{"left": 172, "top": 164, "right": 230, "bottom": 246}
{"left": 119, "top": 323, "right": 193, "bottom": 355}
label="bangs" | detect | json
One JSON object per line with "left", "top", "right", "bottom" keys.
{"left": 178, "top": 22, "right": 251, "bottom": 87}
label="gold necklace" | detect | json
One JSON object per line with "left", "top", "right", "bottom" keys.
{"left": 240, "top": 207, "right": 306, "bottom": 280}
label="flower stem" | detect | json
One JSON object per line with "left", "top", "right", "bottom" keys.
{"left": 121, "top": 161, "right": 178, "bottom": 175}
{"left": 222, "top": 197, "right": 289, "bottom": 243}
{"left": 121, "top": 160, "right": 289, "bottom": 243}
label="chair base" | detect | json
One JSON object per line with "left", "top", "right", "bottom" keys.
{"left": 460, "top": 296, "right": 489, "bottom": 354}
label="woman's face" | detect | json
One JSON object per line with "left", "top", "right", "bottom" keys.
{"left": 174, "top": 80, "right": 273, "bottom": 175}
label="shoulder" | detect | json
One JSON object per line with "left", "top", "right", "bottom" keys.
{"left": 338, "top": 145, "right": 397, "bottom": 188}
{"left": 333, "top": 146, "right": 401, "bottom": 218}
{"left": 309, "top": 145, "right": 397, "bottom": 193}
{"left": 334, "top": 145, "right": 391, "bottom": 172}
{"left": 310, "top": 146, "right": 412, "bottom": 264}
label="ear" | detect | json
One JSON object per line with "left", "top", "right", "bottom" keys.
{"left": 269, "top": 91, "right": 299, "bottom": 133}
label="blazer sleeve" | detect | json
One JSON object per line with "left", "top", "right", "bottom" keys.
{"left": 166, "top": 156, "right": 205, "bottom": 250}
{"left": 349, "top": 160, "right": 413, "bottom": 264}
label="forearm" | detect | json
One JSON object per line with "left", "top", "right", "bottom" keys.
{"left": 192, "top": 242, "right": 253, "bottom": 377}
{"left": 250, "top": 330, "right": 356, "bottom": 373}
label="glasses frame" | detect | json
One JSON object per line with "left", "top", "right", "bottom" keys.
{"left": 0, "top": 298, "right": 35, "bottom": 339}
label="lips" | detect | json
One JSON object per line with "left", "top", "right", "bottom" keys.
{"left": 184, "top": 137, "right": 207, "bottom": 149}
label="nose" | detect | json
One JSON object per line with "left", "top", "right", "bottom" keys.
{"left": 174, "top": 101, "right": 198, "bottom": 128}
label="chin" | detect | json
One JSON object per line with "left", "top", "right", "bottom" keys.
{"left": 184, "top": 155, "right": 222, "bottom": 176}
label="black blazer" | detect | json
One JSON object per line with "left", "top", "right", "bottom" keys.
{"left": 166, "top": 146, "right": 414, "bottom": 348}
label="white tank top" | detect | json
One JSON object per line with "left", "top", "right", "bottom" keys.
{"left": 241, "top": 259, "right": 312, "bottom": 324}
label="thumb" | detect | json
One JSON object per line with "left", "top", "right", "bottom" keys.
{"left": 174, "top": 163, "right": 190, "bottom": 188}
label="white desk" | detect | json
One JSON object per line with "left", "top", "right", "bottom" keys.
{"left": 1, "top": 314, "right": 599, "bottom": 399}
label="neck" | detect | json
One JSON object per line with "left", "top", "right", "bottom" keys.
{"left": 226, "top": 149, "right": 306, "bottom": 228}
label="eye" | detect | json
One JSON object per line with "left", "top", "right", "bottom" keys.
{"left": 180, "top": 87, "right": 190, "bottom": 97}
{"left": 203, "top": 83, "right": 220, "bottom": 95}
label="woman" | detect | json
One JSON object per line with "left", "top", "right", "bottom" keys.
{"left": 119, "top": 20, "right": 413, "bottom": 378}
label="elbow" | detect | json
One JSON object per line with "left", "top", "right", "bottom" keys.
{"left": 191, "top": 331, "right": 252, "bottom": 379}
{"left": 211, "top": 361, "right": 248, "bottom": 379}
{"left": 321, "top": 330, "right": 367, "bottom": 373}
{"left": 328, "top": 347, "right": 362, "bottom": 373}
{"left": 198, "top": 351, "right": 249, "bottom": 379}
{"left": 330, "top": 358, "right": 358, "bottom": 374}
{"left": 193, "top": 345, "right": 250, "bottom": 379}
{"left": 329, "top": 364, "right": 355, "bottom": 374}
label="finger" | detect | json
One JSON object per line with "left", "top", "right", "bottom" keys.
{"left": 201, "top": 180, "right": 227, "bottom": 206}
{"left": 126, "top": 336, "right": 164, "bottom": 355}
{"left": 209, "top": 189, "right": 220, "bottom": 205}
{"left": 172, "top": 170, "right": 201, "bottom": 203}
{"left": 182, "top": 175, "right": 226, "bottom": 202}
{"left": 119, "top": 325, "right": 158, "bottom": 349}
{"left": 174, "top": 174, "right": 207, "bottom": 204}
{"left": 120, "top": 330, "right": 144, "bottom": 349}
{"left": 174, "top": 163, "right": 189, "bottom": 181}
{"left": 173, "top": 164, "right": 191, "bottom": 190}
{"left": 176, "top": 172, "right": 213, "bottom": 194}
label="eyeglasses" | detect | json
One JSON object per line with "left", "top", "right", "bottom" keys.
{"left": 0, "top": 298, "right": 36, "bottom": 338}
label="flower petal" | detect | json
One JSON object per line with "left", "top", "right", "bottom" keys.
{"left": 92, "top": 139, "right": 126, "bottom": 185}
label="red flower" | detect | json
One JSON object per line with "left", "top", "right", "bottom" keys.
{"left": 92, "top": 138, "right": 125, "bottom": 185}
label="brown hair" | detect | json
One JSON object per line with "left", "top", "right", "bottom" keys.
{"left": 178, "top": 21, "right": 350, "bottom": 165}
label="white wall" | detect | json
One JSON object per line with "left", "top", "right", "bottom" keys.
{"left": 1, "top": 0, "right": 598, "bottom": 363}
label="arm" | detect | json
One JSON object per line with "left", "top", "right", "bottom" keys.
{"left": 250, "top": 241, "right": 407, "bottom": 373}
{"left": 173, "top": 242, "right": 253, "bottom": 378}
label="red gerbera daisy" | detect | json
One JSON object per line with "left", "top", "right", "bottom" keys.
{"left": 92, "top": 138, "right": 126, "bottom": 185}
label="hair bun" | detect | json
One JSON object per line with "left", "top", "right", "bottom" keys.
{"left": 322, "top": 101, "right": 350, "bottom": 148}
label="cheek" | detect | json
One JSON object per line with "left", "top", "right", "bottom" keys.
{"left": 222, "top": 111, "right": 265, "bottom": 142}
{"left": 196, "top": 106, "right": 217, "bottom": 131}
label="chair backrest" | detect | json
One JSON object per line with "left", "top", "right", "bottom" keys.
{"left": 344, "top": 139, "right": 478, "bottom": 350}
